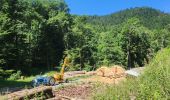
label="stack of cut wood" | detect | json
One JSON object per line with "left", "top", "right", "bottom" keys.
{"left": 7, "top": 86, "right": 53, "bottom": 100}
{"left": 64, "top": 71, "right": 86, "bottom": 78}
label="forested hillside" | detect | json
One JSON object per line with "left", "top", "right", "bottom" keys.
{"left": 0, "top": 0, "right": 170, "bottom": 78}
{"left": 86, "top": 7, "right": 170, "bottom": 30}
{"left": 67, "top": 7, "right": 170, "bottom": 70}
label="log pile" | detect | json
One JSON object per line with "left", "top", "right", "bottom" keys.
{"left": 7, "top": 86, "right": 54, "bottom": 100}
{"left": 64, "top": 71, "right": 86, "bottom": 78}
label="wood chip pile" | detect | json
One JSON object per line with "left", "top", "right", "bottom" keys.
{"left": 96, "top": 65, "right": 126, "bottom": 78}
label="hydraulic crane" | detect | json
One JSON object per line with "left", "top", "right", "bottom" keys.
{"left": 31, "top": 57, "right": 70, "bottom": 87}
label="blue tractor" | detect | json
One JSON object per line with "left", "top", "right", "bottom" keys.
{"left": 31, "top": 57, "right": 70, "bottom": 87}
{"left": 31, "top": 75, "right": 55, "bottom": 87}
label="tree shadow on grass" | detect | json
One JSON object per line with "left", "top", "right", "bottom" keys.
{"left": 0, "top": 79, "right": 31, "bottom": 94}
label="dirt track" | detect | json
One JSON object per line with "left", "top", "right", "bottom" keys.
{"left": 54, "top": 83, "right": 93, "bottom": 100}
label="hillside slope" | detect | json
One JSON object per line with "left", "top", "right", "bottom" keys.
{"left": 86, "top": 7, "right": 170, "bottom": 29}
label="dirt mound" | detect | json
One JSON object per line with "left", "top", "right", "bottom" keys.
{"left": 96, "top": 66, "right": 108, "bottom": 76}
{"left": 79, "top": 65, "right": 126, "bottom": 84}
{"left": 96, "top": 65, "right": 126, "bottom": 78}
{"left": 110, "top": 65, "right": 126, "bottom": 78}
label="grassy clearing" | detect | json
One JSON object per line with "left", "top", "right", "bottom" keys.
{"left": 93, "top": 48, "right": 170, "bottom": 100}
{"left": 92, "top": 78, "right": 138, "bottom": 100}
{"left": 44, "top": 71, "right": 56, "bottom": 76}
{"left": 0, "top": 71, "right": 56, "bottom": 88}
{"left": 0, "top": 76, "right": 34, "bottom": 88}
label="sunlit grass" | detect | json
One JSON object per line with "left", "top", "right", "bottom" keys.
{"left": 44, "top": 71, "right": 56, "bottom": 76}
{"left": 0, "top": 71, "right": 57, "bottom": 88}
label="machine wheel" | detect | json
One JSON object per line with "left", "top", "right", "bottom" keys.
{"left": 31, "top": 80, "right": 37, "bottom": 87}
{"left": 48, "top": 77, "right": 55, "bottom": 86}
{"left": 65, "top": 79, "right": 69, "bottom": 83}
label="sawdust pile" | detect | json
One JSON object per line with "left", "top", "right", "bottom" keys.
{"left": 80, "top": 65, "right": 126, "bottom": 84}
{"left": 96, "top": 65, "right": 126, "bottom": 78}
{"left": 82, "top": 76, "right": 125, "bottom": 84}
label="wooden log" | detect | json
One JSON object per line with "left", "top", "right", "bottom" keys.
{"left": 64, "top": 71, "right": 86, "bottom": 79}
{"left": 65, "top": 71, "right": 86, "bottom": 76}
{"left": 7, "top": 86, "right": 54, "bottom": 100}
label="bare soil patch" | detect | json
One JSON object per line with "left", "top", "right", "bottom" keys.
{"left": 54, "top": 83, "right": 93, "bottom": 100}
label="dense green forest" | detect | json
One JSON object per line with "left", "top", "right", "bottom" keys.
{"left": 0, "top": 0, "right": 170, "bottom": 78}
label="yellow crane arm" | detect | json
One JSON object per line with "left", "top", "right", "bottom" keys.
{"left": 60, "top": 57, "right": 70, "bottom": 75}
{"left": 53, "top": 56, "right": 70, "bottom": 81}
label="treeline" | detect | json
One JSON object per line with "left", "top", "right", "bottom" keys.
{"left": 67, "top": 17, "right": 170, "bottom": 71}
{"left": 0, "top": 0, "right": 72, "bottom": 75}
{"left": 66, "top": 7, "right": 170, "bottom": 70}
{"left": 86, "top": 7, "right": 170, "bottom": 30}
{"left": 0, "top": 0, "right": 170, "bottom": 76}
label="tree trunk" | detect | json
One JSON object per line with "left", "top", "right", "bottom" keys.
{"left": 127, "top": 50, "right": 131, "bottom": 69}
{"left": 80, "top": 49, "right": 84, "bottom": 71}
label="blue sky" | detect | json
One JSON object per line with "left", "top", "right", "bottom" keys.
{"left": 65, "top": 0, "right": 170, "bottom": 15}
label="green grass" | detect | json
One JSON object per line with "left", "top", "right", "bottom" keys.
{"left": 92, "top": 78, "right": 138, "bottom": 100}
{"left": 0, "top": 76, "right": 34, "bottom": 88}
{"left": 0, "top": 71, "right": 56, "bottom": 88}
{"left": 44, "top": 71, "right": 56, "bottom": 76}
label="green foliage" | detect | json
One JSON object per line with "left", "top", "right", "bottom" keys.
{"left": 86, "top": 7, "right": 170, "bottom": 30}
{"left": 96, "top": 30, "right": 125, "bottom": 66}
{"left": 1, "top": 0, "right": 170, "bottom": 77}
{"left": 121, "top": 18, "right": 151, "bottom": 68}
{"left": 137, "top": 48, "right": 170, "bottom": 99}
{"left": 0, "top": 0, "right": 72, "bottom": 75}
{"left": 67, "top": 17, "right": 153, "bottom": 69}
{"left": 8, "top": 70, "right": 22, "bottom": 80}
{"left": 0, "top": 68, "right": 15, "bottom": 79}
{"left": 65, "top": 16, "right": 97, "bottom": 70}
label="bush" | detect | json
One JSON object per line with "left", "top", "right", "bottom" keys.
{"left": 0, "top": 68, "right": 15, "bottom": 79}
{"left": 137, "top": 48, "right": 170, "bottom": 99}
{"left": 93, "top": 48, "right": 170, "bottom": 100}
{"left": 8, "top": 70, "right": 22, "bottom": 80}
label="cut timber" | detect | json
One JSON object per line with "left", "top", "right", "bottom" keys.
{"left": 7, "top": 86, "right": 54, "bottom": 100}
{"left": 86, "top": 71, "right": 97, "bottom": 76}
{"left": 64, "top": 71, "right": 86, "bottom": 78}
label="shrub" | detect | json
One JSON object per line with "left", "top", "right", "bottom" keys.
{"left": 137, "top": 48, "right": 170, "bottom": 99}
{"left": 0, "top": 68, "right": 15, "bottom": 79}
{"left": 8, "top": 70, "right": 22, "bottom": 80}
